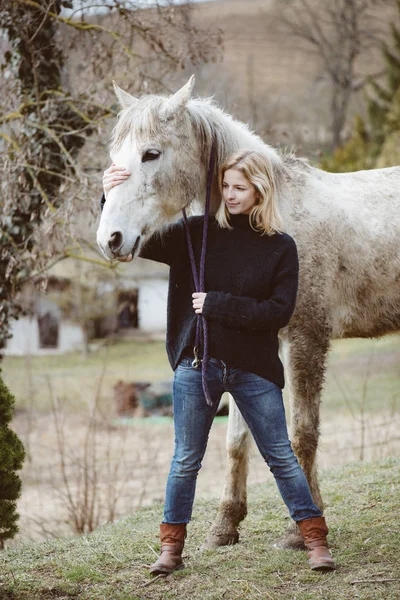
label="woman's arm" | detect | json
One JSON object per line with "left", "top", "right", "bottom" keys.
{"left": 202, "top": 237, "right": 299, "bottom": 332}
{"left": 138, "top": 224, "right": 184, "bottom": 265}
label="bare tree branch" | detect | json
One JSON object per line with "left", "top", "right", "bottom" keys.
{"left": 281, "top": 0, "right": 394, "bottom": 148}
{"left": 0, "top": 0, "right": 221, "bottom": 353}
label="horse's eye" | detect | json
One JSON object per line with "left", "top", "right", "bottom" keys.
{"left": 142, "top": 150, "right": 161, "bottom": 163}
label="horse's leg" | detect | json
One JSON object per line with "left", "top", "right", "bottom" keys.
{"left": 277, "top": 319, "right": 331, "bottom": 549}
{"left": 202, "top": 394, "right": 250, "bottom": 549}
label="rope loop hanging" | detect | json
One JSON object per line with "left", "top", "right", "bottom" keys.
{"left": 181, "top": 140, "right": 216, "bottom": 406}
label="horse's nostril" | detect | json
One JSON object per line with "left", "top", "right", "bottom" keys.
{"left": 108, "top": 231, "right": 123, "bottom": 253}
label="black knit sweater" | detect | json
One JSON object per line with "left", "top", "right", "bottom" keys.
{"left": 100, "top": 194, "right": 298, "bottom": 387}
{"left": 139, "top": 212, "right": 298, "bottom": 389}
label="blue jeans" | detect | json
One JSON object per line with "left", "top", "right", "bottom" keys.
{"left": 163, "top": 356, "right": 322, "bottom": 524}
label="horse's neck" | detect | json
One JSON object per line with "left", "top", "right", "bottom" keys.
{"left": 203, "top": 101, "right": 281, "bottom": 165}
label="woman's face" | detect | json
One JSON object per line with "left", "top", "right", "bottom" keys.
{"left": 222, "top": 169, "right": 258, "bottom": 215}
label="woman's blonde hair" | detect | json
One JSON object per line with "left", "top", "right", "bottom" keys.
{"left": 215, "top": 149, "right": 283, "bottom": 236}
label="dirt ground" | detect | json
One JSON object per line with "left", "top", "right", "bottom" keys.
{"left": 11, "top": 405, "right": 400, "bottom": 545}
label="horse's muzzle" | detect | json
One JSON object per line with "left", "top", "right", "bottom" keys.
{"left": 107, "top": 232, "right": 141, "bottom": 259}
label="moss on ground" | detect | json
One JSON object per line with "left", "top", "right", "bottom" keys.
{"left": 0, "top": 457, "right": 399, "bottom": 600}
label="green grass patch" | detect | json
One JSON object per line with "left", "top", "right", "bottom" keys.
{"left": 2, "top": 339, "right": 170, "bottom": 412}
{"left": 323, "top": 333, "right": 400, "bottom": 416}
{"left": 3, "top": 334, "right": 400, "bottom": 417}
{"left": 1, "top": 458, "right": 399, "bottom": 600}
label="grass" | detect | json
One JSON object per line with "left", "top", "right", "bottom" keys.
{"left": 0, "top": 457, "right": 399, "bottom": 600}
{"left": 323, "top": 333, "right": 400, "bottom": 416}
{"left": 2, "top": 338, "right": 169, "bottom": 412}
{"left": 2, "top": 333, "right": 399, "bottom": 416}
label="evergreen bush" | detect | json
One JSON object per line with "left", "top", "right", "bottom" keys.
{"left": 0, "top": 375, "right": 25, "bottom": 547}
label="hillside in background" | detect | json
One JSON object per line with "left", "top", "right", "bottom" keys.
{"left": 190, "top": 0, "right": 397, "bottom": 155}
{"left": 60, "top": 0, "right": 398, "bottom": 163}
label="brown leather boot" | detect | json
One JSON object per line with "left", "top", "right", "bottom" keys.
{"left": 149, "top": 523, "right": 186, "bottom": 576}
{"left": 297, "top": 516, "right": 336, "bottom": 571}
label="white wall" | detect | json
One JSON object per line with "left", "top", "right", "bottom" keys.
{"left": 4, "top": 277, "right": 169, "bottom": 355}
{"left": 4, "top": 317, "right": 85, "bottom": 356}
{"left": 58, "top": 322, "right": 86, "bottom": 353}
{"left": 4, "top": 317, "right": 39, "bottom": 356}
{"left": 138, "top": 279, "right": 168, "bottom": 332}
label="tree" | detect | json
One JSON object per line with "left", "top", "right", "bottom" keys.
{"left": 368, "top": 5, "right": 400, "bottom": 167}
{"left": 0, "top": 0, "right": 98, "bottom": 353}
{"left": 320, "top": 115, "right": 375, "bottom": 172}
{"left": 0, "top": 375, "right": 25, "bottom": 547}
{"left": 321, "top": 1, "right": 400, "bottom": 171}
{"left": 281, "top": 0, "right": 392, "bottom": 149}
{"left": 0, "top": 0, "right": 220, "bottom": 541}
{"left": 0, "top": 0, "right": 221, "bottom": 353}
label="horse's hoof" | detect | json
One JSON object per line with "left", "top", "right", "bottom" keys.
{"left": 273, "top": 528, "right": 305, "bottom": 550}
{"left": 200, "top": 531, "right": 239, "bottom": 550}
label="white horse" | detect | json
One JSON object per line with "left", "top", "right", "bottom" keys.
{"left": 97, "top": 76, "right": 400, "bottom": 548}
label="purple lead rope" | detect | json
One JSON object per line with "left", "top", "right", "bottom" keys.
{"left": 181, "top": 141, "right": 216, "bottom": 406}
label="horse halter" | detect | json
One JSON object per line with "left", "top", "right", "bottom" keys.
{"left": 181, "top": 141, "right": 216, "bottom": 406}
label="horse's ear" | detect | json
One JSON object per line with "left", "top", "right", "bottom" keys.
{"left": 113, "top": 81, "right": 138, "bottom": 109}
{"left": 160, "top": 75, "right": 195, "bottom": 121}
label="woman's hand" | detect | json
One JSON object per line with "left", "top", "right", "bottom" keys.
{"left": 192, "top": 292, "right": 207, "bottom": 314}
{"left": 103, "top": 164, "right": 131, "bottom": 199}
{"left": 102, "top": 164, "right": 132, "bottom": 262}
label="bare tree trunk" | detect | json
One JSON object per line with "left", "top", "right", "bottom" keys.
{"left": 247, "top": 54, "right": 258, "bottom": 130}
{"left": 281, "top": 0, "right": 390, "bottom": 149}
{"left": 331, "top": 85, "right": 352, "bottom": 149}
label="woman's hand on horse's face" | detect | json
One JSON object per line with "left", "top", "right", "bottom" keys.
{"left": 103, "top": 164, "right": 131, "bottom": 198}
{"left": 192, "top": 292, "right": 207, "bottom": 314}
{"left": 102, "top": 164, "right": 133, "bottom": 262}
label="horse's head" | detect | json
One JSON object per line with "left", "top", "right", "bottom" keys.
{"left": 97, "top": 75, "right": 208, "bottom": 260}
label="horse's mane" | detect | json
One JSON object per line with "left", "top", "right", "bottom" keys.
{"left": 186, "top": 98, "right": 313, "bottom": 201}
{"left": 186, "top": 97, "right": 282, "bottom": 172}
{"left": 109, "top": 93, "right": 310, "bottom": 211}
{"left": 110, "top": 96, "right": 166, "bottom": 152}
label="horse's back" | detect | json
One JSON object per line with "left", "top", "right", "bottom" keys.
{"left": 308, "top": 165, "right": 400, "bottom": 216}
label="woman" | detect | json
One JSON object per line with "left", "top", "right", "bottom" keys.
{"left": 101, "top": 149, "right": 336, "bottom": 574}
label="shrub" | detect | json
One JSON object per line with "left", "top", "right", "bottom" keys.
{"left": 0, "top": 374, "right": 25, "bottom": 547}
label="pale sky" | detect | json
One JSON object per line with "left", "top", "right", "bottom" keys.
{"left": 62, "top": 0, "right": 219, "bottom": 18}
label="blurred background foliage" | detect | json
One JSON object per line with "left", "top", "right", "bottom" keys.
{"left": 321, "top": 0, "right": 400, "bottom": 171}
